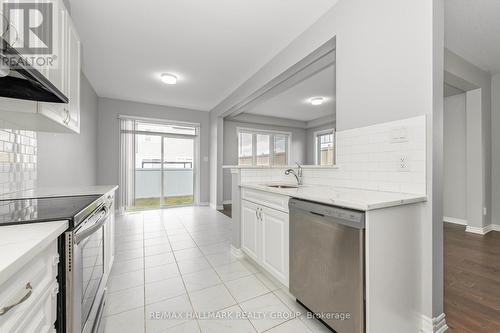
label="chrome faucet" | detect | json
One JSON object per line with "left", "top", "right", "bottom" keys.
{"left": 285, "top": 163, "right": 303, "bottom": 186}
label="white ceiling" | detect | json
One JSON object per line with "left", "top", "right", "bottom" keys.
{"left": 69, "top": 0, "right": 338, "bottom": 111}
{"left": 445, "top": 0, "right": 500, "bottom": 74}
{"left": 244, "top": 64, "right": 335, "bottom": 122}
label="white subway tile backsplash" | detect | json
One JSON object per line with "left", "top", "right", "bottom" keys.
{"left": 0, "top": 122, "right": 37, "bottom": 196}
{"left": 241, "top": 115, "right": 427, "bottom": 195}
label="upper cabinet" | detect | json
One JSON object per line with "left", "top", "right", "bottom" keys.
{"left": 65, "top": 17, "right": 81, "bottom": 133}
{"left": 0, "top": 0, "right": 81, "bottom": 133}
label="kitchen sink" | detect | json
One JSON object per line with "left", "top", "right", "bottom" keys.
{"left": 266, "top": 184, "right": 299, "bottom": 189}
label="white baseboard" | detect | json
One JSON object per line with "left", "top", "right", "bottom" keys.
{"left": 443, "top": 216, "right": 467, "bottom": 226}
{"left": 465, "top": 224, "right": 500, "bottom": 235}
{"left": 421, "top": 313, "right": 448, "bottom": 333}
{"left": 209, "top": 203, "right": 223, "bottom": 210}
{"left": 222, "top": 200, "right": 232, "bottom": 205}
{"left": 198, "top": 202, "right": 209, "bottom": 206}
{"left": 230, "top": 245, "right": 245, "bottom": 259}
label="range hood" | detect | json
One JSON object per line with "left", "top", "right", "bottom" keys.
{"left": 0, "top": 38, "right": 68, "bottom": 103}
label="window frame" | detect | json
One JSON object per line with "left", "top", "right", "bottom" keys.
{"left": 236, "top": 127, "right": 292, "bottom": 167}
{"left": 314, "top": 128, "right": 335, "bottom": 166}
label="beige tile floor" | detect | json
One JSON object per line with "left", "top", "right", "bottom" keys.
{"left": 101, "top": 206, "right": 331, "bottom": 333}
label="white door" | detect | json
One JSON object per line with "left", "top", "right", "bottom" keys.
{"left": 261, "top": 206, "right": 289, "bottom": 286}
{"left": 241, "top": 200, "right": 260, "bottom": 262}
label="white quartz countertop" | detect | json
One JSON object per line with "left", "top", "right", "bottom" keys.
{"left": 241, "top": 183, "right": 426, "bottom": 211}
{"left": 0, "top": 185, "right": 118, "bottom": 200}
{"left": 0, "top": 221, "right": 68, "bottom": 285}
{"left": 223, "top": 165, "right": 338, "bottom": 169}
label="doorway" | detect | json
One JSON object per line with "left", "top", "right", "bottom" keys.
{"left": 119, "top": 117, "right": 200, "bottom": 211}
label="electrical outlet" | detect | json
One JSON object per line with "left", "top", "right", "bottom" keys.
{"left": 398, "top": 154, "right": 410, "bottom": 171}
{"left": 483, "top": 207, "right": 487, "bottom": 216}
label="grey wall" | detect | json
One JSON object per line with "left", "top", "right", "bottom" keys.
{"left": 492, "top": 74, "right": 500, "bottom": 226}
{"left": 97, "top": 98, "right": 210, "bottom": 205}
{"left": 444, "top": 49, "right": 492, "bottom": 228}
{"left": 443, "top": 94, "right": 466, "bottom": 221}
{"left": 222, "top": 119, "right": 307, "bottom": 202}
{"left": 38, "top": 73, "right": 98, "bottom": 187}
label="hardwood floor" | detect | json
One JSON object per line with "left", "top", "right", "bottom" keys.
{"left": 444, "top": 222, "right": 500, "bottom": 332}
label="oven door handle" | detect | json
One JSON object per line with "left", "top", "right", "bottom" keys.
{"left": 75, "top": 206, "right": 109, "bottom": 244}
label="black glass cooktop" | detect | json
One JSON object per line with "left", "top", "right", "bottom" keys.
{"left": 0, "top": 195, "right": 101, "bottom": 228}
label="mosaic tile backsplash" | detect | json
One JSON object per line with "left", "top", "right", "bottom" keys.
{"left": 0, "top": 127, "right": 37, "bottom": 196}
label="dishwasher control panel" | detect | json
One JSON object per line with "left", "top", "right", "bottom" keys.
{"left": 289, "top": 198, "right": 365, "bottom": 228}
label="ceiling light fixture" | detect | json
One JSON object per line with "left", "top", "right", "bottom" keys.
{"left": 160, "top": 73, "right": 177, "bottom": 85}
{"left": 310, "top": 97, "right": 324, "bottom": 106}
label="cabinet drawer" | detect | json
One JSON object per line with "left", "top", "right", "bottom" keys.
{"left": 11, "top": 281, "right": 58, "bottom": 333}
{"left": 242, "top": 188, "right": 289, "bottom": 213}
{"left": 0, "top": 241, "right": 59, "bottom": 331}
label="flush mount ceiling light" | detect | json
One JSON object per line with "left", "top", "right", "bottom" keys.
{"left": 160, "top": 73, "right": 177, "bottom": 85}
{"left": 310, "top": 97, "right": 324, "bottom": 106}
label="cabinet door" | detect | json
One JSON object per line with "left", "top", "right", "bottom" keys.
{"left": 261, "top": 206, "right": 289, "bottom": 286}
{"left": 39, "top": 0, "right": 66, "bottom": 92}
{"left": 65, "top": 15, "right": 81, "bottom": 133}
{"left": 36, "top": 0, "right": 67, "bottom": 126}
{"left": 104, "top": 193, "right": 116, "bottom": 277}
{"left": 241, "top": 200, "right": 260, "bottom": 262}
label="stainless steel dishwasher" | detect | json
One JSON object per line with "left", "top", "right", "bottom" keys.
{"left": 289, "top": 198, "right": 365, "bottom": 333}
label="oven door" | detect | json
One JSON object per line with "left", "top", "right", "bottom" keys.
{"left": 66, "top": 204, "right": 109, "bottom": 333}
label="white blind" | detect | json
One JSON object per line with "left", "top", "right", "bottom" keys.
{"left": 118, "top": 118, "right": 135, "bottom": 211}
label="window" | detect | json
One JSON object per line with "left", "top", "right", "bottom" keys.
{"left": 119, "top": 117, "right": 199, "bottom": 211}
{"left": 237, "top": 128, "right": 291, "bottom": 166}
{"left": 315, "top": 129, "right": 335, "bottom": 165}
{"left": 238, "top": 132, "right": 253, "bottom": 166}
{"left": 256, "top": 134, "right": 270, "bottom": 166}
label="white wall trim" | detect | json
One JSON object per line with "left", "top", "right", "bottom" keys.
{"left": 443, "top": 216, "right": 467, "bottom": 225}
{"left": 466, "top": 225, "right": 493, "bottom": 235}
{"left": 210, "top": 203, "right": 223, "bottom": 210}
{"left": 198, "top": 202, "right": 209, "bottom": 206}
{"left": 222, "top": 200, "right": 232, "bottom": 205}
{"left": 466, "top": 224, "right": 500, "bottom": 234}
{"left": 230, "top": 245, "right": 245, "bottom": 259}
{"left": 421, "top": 313, "right": 448, "bottom": 333}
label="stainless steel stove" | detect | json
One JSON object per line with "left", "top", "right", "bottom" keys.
{"left": 0, "top": 194, "right": 113, "bottom": 333}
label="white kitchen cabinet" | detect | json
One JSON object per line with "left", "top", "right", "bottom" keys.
{"left": 0, "top": 240, "right": 59, "bottom": 333}
{"left": 241, "top": 194, "right": 289, "bottom": 287}
{"left": 64, "top": 15, "right": 81, "bottom": 133}
{"left": 39, "top": 0, "right": 67, "bottom": 94}
{"left": 260, "top": 206, "right": 289, "bottom": 284}
{"left": 37, "top": 0, "right": 69, "bottom": 130}
{"left": 241, "top": 200, "right": 260, "bottom": 262}
{"left": 104, "top": 191, "right": 116, "bottom": 278}
{"left": 0, "top": 0, "right": 81, "bottom": 133}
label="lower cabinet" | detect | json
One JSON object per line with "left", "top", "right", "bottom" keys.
{"left": 0, "top": 241, "right": 59, "bottom": 333}
{"left": 241, "top": 200, "right": 260, "bottom": 262}
{"left": 241, "top": 198, "right": 289, "bottom": 287}
{"left": 104, "top": 191, "right": 116, "bottom": 279}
